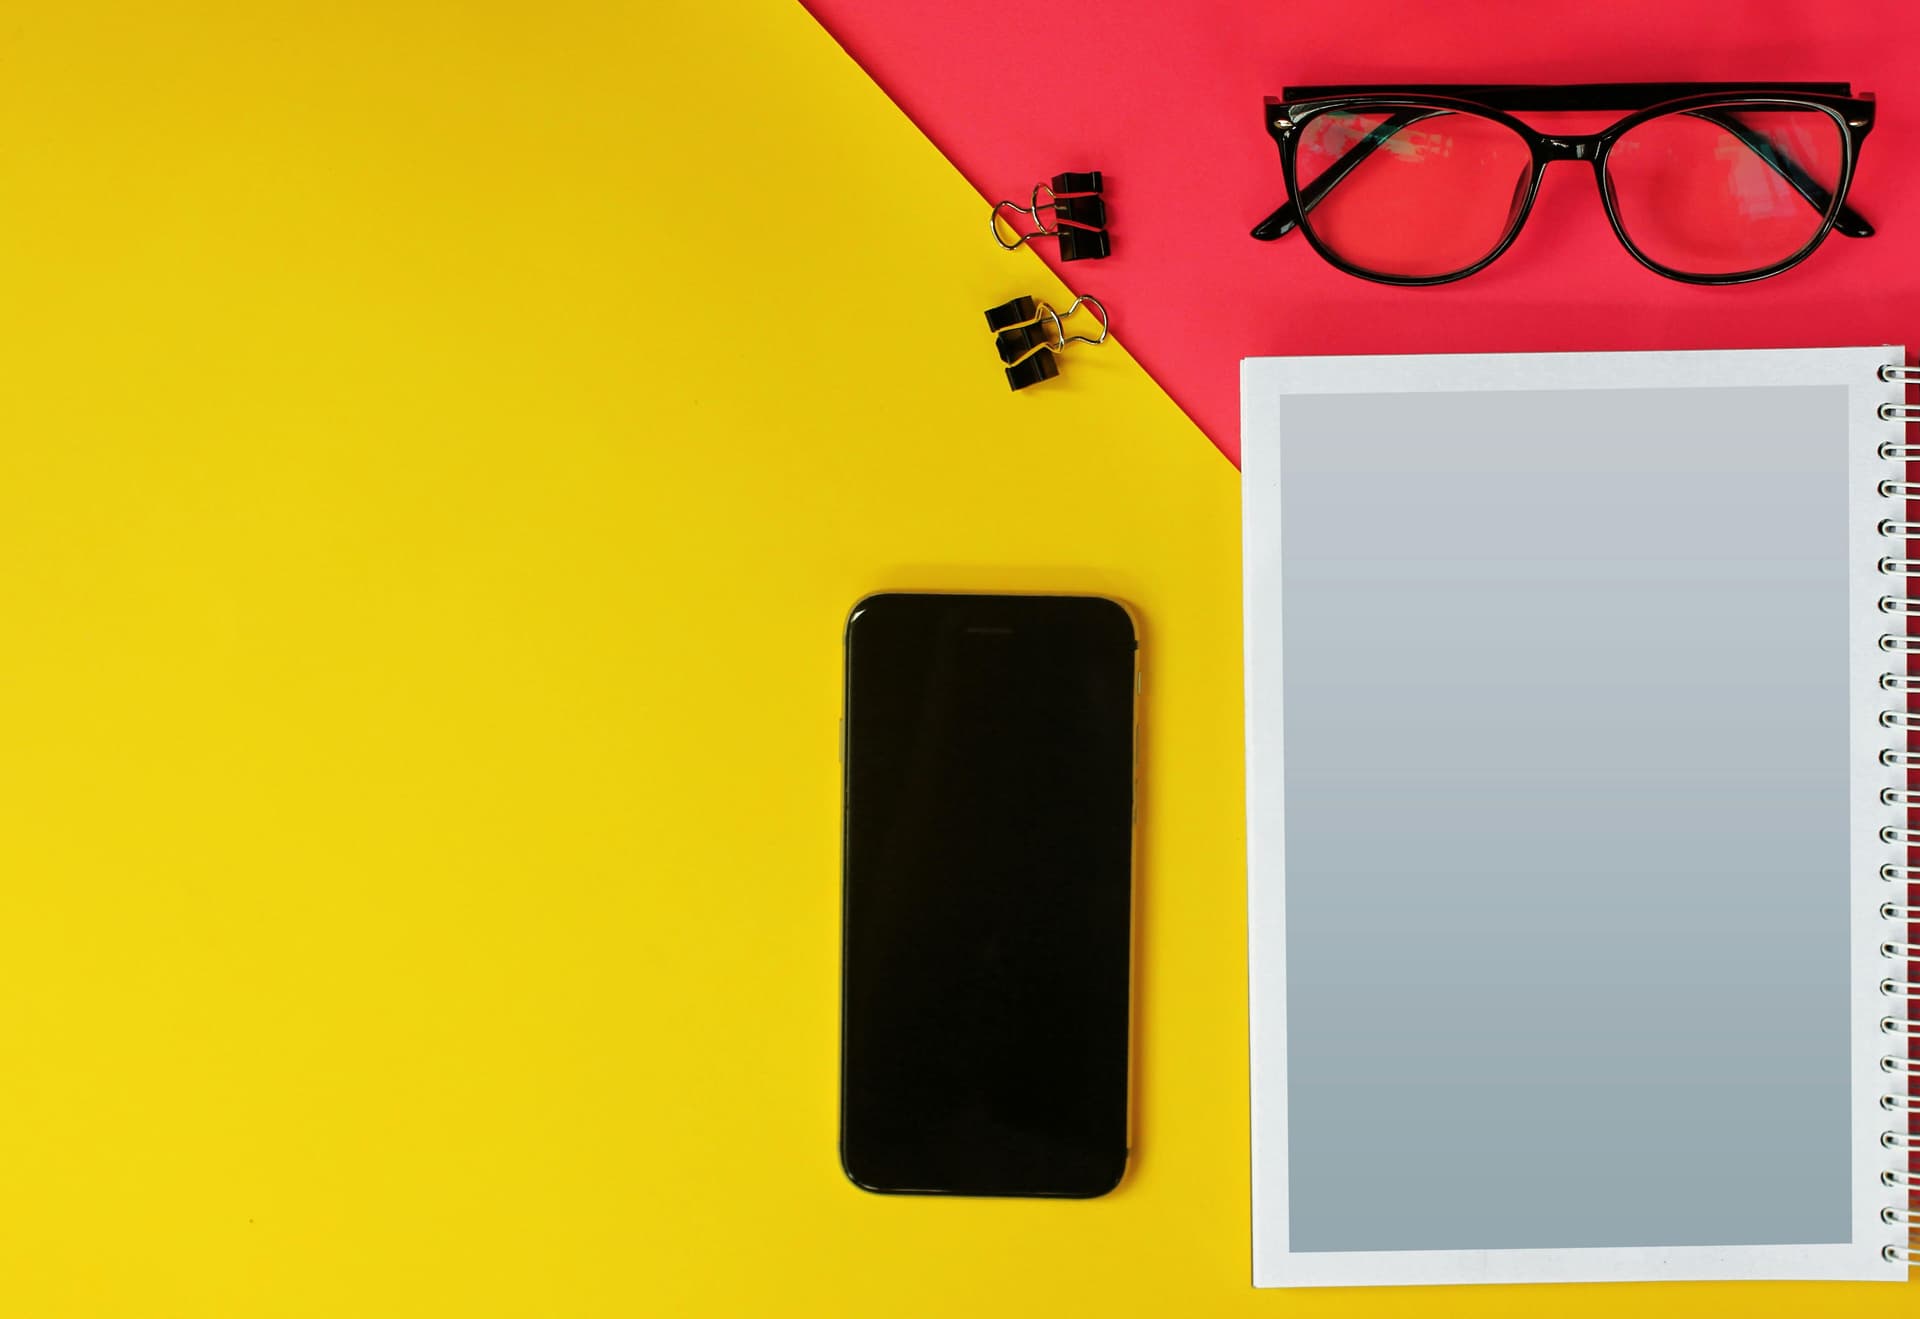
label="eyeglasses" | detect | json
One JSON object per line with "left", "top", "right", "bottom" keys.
{"left": 1250, "top": 83, "right": 1876, "bottom": 286}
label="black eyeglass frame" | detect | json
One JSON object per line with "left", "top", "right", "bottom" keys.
{"left": 1250, "top": 83, "right": 1877, "bottom": 287}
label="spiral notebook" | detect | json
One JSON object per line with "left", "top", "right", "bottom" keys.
{"left": 1241, "top": 348, "right": 1917, "bottom": 1288}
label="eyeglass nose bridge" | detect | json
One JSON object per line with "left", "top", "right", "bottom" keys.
{"left": 1535, "top": 135, "right": 1600, "bottom": 163}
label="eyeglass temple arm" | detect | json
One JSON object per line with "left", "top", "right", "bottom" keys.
{"left": 1249, "top": 108, "right": 1440, "bottom": 241}
{"left": 1250, "top": 107, "right": 1874, "bottom": 241}
{"left": 1690, "top": 108, "right": 1873, "bottom": 238}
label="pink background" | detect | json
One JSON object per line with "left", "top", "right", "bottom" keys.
{"left": 804, "top": 0, "right": 1920, "bottom": 463}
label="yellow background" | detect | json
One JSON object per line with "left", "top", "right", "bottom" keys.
{"left": 0, "top": 2, "right": 1900, "bottom": 1313}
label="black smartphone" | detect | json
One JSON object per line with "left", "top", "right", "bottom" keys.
{"left": 840, "top": 592, "right": 1137, "bottom": 1198}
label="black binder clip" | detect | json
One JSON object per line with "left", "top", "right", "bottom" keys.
{"left": 990, "top": 171, "right": 1110, "bottom": 261}
{"left": 983, "top": 294, "right": 1109, "bottom": 391}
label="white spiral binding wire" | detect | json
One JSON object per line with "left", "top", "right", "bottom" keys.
{"left": 1877, "top": 361, "right": 1920, "bottom": 1265}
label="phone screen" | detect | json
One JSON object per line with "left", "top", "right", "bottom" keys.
{"left": 840, "top": 593, "right": 1136, "bottom": 1197}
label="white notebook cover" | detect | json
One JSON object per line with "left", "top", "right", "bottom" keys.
{"left": 1242, "top": 348, "right": 1912, "bottom": 1287}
